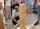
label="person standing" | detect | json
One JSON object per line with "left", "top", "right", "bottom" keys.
{"left": 34, "top": 0, "right": 40, "bottom": 25}
{"left": 0, "top": 2, "right": 4, "bottom": 29}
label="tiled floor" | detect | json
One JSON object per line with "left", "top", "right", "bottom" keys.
{"left": 5, "top": 14, "right": 40, "bottom": 29}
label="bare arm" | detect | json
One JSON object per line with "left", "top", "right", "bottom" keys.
{"left": 12, "top": 16, "right": 17, "bottom": 23}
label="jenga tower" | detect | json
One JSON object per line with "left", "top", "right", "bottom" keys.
{"left": 0, "top": 2, "right": 4, "bottom": 29}
{"left": 19, "top": 3, "right": 26, "bottom": 29}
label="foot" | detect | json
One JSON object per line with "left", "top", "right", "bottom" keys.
{"left": 34, "top": 21, "right": 39, "bottom": 25}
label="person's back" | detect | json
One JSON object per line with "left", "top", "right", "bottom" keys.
{"left": 0, "top": 12, "right": 4, "bottom": 29}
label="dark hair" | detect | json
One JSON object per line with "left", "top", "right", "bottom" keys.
{"left": 21, "top": 2, "right": 24, "bottom": 4}
{"left": 11, "top": 3, "right": 19, "bottom": 9}
{"left": 15, "top": 3, "right": 19, "bottom": 7}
